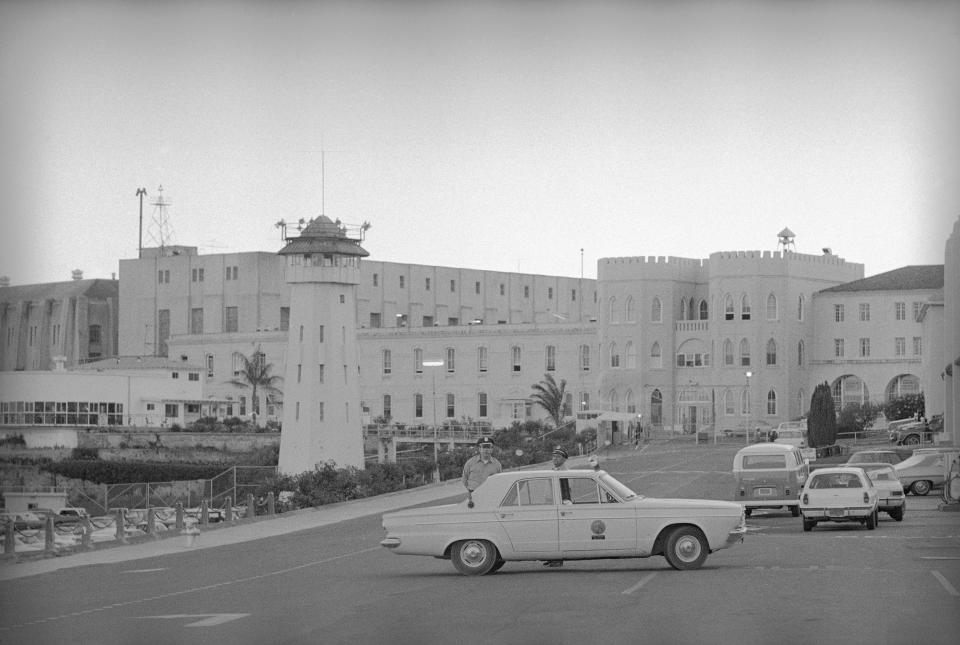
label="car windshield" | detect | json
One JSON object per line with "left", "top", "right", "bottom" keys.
{"left": 778, "top": 430, "right": 802, "bottom": 438}
{"left": 809, "top": 473, "right": 863, "bottom": 489}
{"left": 600, "top": 473, "right": 640, "bottom": 500}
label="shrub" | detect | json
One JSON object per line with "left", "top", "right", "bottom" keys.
{"left": 883, "top": 393, "right": 924, "bottom": 421}
{"left": 836, "top": 402, "right": 882, "bottom": 435}
{"left": 70, "top": 446, "right": 100, "bottom": 460}
{"left": 0, "top": 434, "right": 27, "bottom": 448}
{"left": 807, "top": 382, "right": 837, "bottom": 448}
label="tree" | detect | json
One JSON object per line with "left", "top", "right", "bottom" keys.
{"left": 836, "top": 401, "right": 881, "bottom": 435}
{"left": 530, "top": 373, "right": 568, "bottom": 429}
{"left": 227, "top": 349, "right": 283, "bottom": 427}
{"left": 883, "top": 393, "right": 925, "bottom": 421}
{"left": 807, "top": 382, "right": 837, "bottom": 448}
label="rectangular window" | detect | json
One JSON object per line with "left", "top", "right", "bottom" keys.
{"left": 88, "top": 325, "right": 102, "bottom": 344}
{"left": 859, "top": 303, "right": 870, "bottom": 321}
{"left": 422, "top": 315, "right": 434, "bottom": 327}
{"left": 188, "top": 372, "right": 199, "bottom": 381}
{"left": 383, "top": 394, "right": 392, "bottom": 418}
{"left": 319, "top": 325, "right": 324, "bottom": 342}
{"left": 450, "top": 279, "right": 456, "bottom": 292}
{"left": 478, "top": 347, "right": 488, "bottom": 372}
{"left": 500, "top": 284, "right": 505, "bottom": 296}
{"left": 546, "top": 345, "right": 556, "bottom": 371}
{"left": 572, "top": 289, "right": 576, "bottom": 301}
{"left": 548, "top": 287, "right": 553, "bottom": 300}
{"left": 399, "top": 275, "right": 405, "bottom": 288}
{"left": 280, "top": 307, "right": 290, "bottom": 331}
{"left": 232, "top": 266, "right": 238, "bottom": 280}
{"left": 225, "top": 306, "right": 238, "bottom": 333}
{"left": 415, "top": 393, "right": 423, "bottom": 418}
{"left": 834, "top": 338, "right": 844, "bottom": 357}
{"left": 206, "top": 354, "right": 214, "bottom": 378}
{"left": 524, "top": 286, "right": 530, "bottom": 298}
{"left": 382, "top": 349, "right": 392, "bottom": 375}
{"left": 446, "top": 348, "right": 455, "bottom": 372}
{"left": 448, "top": 317, "right": 458, "bottom": 326}
{"left": 295, "top": 401, "right": 300, "bottom": 421}
{"left": 318, "top": 364, "right": 324, "bottom": 383}
{"left": 192, "top": 268, "right": 198, "bottom": 282}
{"left": 446, "top": 393, "right": 455, "bottom": 418}
{"left": 834, "top": 304, "right": 844, "bottom": 322}
{"left": 425, "top": 277, "right": 431, "bottom": 290}
{"left": 373, "top": 273, "right": 379, "bottom": 286}
{"left": 370, "top": 313, "right": 382, "bottom": 328}
{"left": 414, "top": 348, "right": 423, "bottom": 373}
{"left": 478, "top": 392, "right": 488, "bottom": 418}
{"left": 318, "top": 402, "right": 324, "bottom": 421}
{"left": 913, "top": 336, "right": 922, "bottom": 356}
{"left": 580, "top": 392, "right": 590, "bottom": 411}
{"left": 859, "top": 338, "right": 870, "bottom": 357}
{"left": 580, "top": 345, "right": 590, "bottom": 371}
{"left": 164, "top": 403, "right": 178, "bottom": 418}
{"left": 512, "top": 346, "right": 522, "bottom": 372}
{"left": 912, "top": 302, "right": 921, "bottom": 321}
{"left": 895, "top": 337, "right": 906, "bottom": 357}
{"left": 190, "top": 308, "right": 204, "bottom": 335}
{"left": 475, "top": 281, "right": 480, "bottom": 294}
{"left": 895, "top": 302, "right": 906, "bottom": 320}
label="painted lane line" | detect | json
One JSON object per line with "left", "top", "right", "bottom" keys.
{"left": 123, "top": 568, "right": 167, "bottom": 573}
{"left": 931, "top": 571, "right": 959, "bottom": 597}
{"left": 145, "top": 613, "right": 250, "bottom": 627}
{"left": 920, "top": 556, "right": 960, "bottom": 560}
{"left": 622, "top": 572, "right": 658, "bottom": 595}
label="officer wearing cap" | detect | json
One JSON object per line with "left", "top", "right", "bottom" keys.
{"left": 461, "top": 436, "right": 502, "bottom": 493}
{"left": 551, "top": 446, "right": 569, "bottom": 470}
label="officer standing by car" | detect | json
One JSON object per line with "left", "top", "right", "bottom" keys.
{"left": 462, "top": 436, "right": 502, "bottom": 495}
{"left": 551, "top": 446, "right": 569, "bottom": 470}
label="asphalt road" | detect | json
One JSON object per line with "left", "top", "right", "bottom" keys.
{"left": 2, "top": 442, "right": 958, "bottom": 645}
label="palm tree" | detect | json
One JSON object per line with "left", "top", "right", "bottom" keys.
{"left": 530, "top": 373, "right": 568, "bottom": 429}
{"left": 227, "top": 349, "right": 283, "bottom": 427}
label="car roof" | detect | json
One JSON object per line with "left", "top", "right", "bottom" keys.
{"left": 852, "top": 462, "right": 896, "bottom": 469}
{"left": 810, "top": 466, "right": 868, "bottom": 476}
{"left": 735, "top": 443, "right": 798, "bottom": 454}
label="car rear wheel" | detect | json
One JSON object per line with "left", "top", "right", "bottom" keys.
{"left": 911, "top": 480, "right": 932, "bottom": 496}
{"left": 902, "top": 434, "right": 921, "bottom": 446}
{"left": 803, "top": 517, "right": 816, "bottom": 532}
{"left": 889, "top": 506, "right": 904, "bottom": 522}
{"left": 451, "top": 539, "right": 499, "bottom": 576}
{"left": 490, "top": 557, "right": 506, "bottom": 573}
{"left": 866, "top": 509, "right": 877, "bottom": 530}
{"left": 664, "top": 526, "right": 708, "bottom": 570}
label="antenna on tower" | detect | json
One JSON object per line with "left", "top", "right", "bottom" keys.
{"left": 146, "top": 185, "right": 176, "bottom": 254}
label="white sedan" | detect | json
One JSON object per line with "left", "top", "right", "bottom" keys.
{"left": 381, "top": 469, "right": 747, "bottom": 575}
{"left": 799, "top": 467, "right": 880, "bottom": 531}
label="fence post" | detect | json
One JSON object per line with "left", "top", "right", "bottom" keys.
{"left": 115, "top": 509, "right": 127, "bottom": 543}
{"left": 267, "top": 492, "right": 275, "bottom": 515}
{"left": 44, "top": 515, "right": 55, "bottom": 552}
{"left": 200, "top": 499, "right": 209, "bottom": 526}
{"left": 81, "top": 516, "right": 93, "bottom": 549}
{"left": 225, "top": 496, "right": 233, "bottom": 523}
{"left": 175, "top": 502, "right": 184, "bottom": 530}
{"left": 3, "top": 517, "right": 14, "bottom": 557}
{"left": 144, "top": 507, "right": 153, "bottom": 537}
{"left": 246, "top": 494, "right": 255, "bottom": 519}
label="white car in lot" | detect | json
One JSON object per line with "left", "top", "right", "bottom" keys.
{"left": 381, "top": 469, "right": 747, "bottom": 574}
{"left": 856, "top": 463, "right": 906, "bottom": 521}
{"left": 799, "top": 467, "right": 879, "bottom": 532}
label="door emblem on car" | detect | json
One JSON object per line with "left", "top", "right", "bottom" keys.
{"left": 591, "top": 520, "right": 606, "bottom": 535}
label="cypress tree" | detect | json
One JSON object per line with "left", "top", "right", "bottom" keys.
{"left": 807, "top": 382, "right": 837, "bottom": 448}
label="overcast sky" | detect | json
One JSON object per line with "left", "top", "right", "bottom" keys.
{"left": 1, "top": 0, "right": 957, "bottom": 285}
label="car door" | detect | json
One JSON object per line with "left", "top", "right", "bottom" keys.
{"left": 496, "top": 477, "right": 560, "bottom": 553}
{"left": 558, "top": 476, "right": 637, "bottom": 556}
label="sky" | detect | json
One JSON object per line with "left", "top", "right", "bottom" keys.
{"left": 1, "top": 0, "right": 957, "bottom": 286}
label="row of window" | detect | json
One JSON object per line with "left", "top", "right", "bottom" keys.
{"left": 834, "top": 301, "right": 923, "bottom": 323}
{"left": 375, "top": 391, "right": 582, "bottom": 421}
{"left": 610, "top": 293, "right": 798, "bottom": 324}
{"left": 371, "top": 273, "right": 587, "bottom": 303}
{"left": 169, "top": 266, "right": 238, "bottom": 284}
{"left": 382, "top": 345, "right": 591, "bottom": 376}
{"left": 833, "top": 337, "right": 922, "bottom": 358}
{"left": 0, "top": 400, "right": 124, "bottom": 426}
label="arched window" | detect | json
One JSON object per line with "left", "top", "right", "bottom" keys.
{"left": 610, "top": 390, "right": 620, "bottom": 412}
{"left": 689, "top": 297, "right": 696, "bottom": 320}
{"left": 767, "top": 390, "right": 777, "bottom": 415}
{"left": 725, "top": 389, "right": 736, "bottom": 415}
{"left": 651, "top": 389, "right": 663, "bottom": 426}
{"left": 609, "top": 297, "right": 619, "bottom": 324}
{"left": 652, "top": 297, "right": 663, "bottom": 323}
{"left": 699, "top": 300, "right": 709, "bottom": 320}
{"left": 382, "top": 349, "right": 392, "bottom": 375}
{"left": 724, "top": 339, "right": 734, "bottom": 366}
{"left": 798, "top": 294, "right": 805, "bottom": 321}
{"left": 414, "top": 348, "right": 423, "bottom": 373}
{"left": 610, "top": 342, "right": 620, "bottom": 368}
{"left": 797, "top": 340, "right": 804, "bottom": 366}
{"left": 625, "top": 296, "right": 635, "bottom": 323}
{"left": 651, "top": 342, "right": 662, "bottom": 368}
{"left": 625, "top": 389, "right": 636, "bottom": 413}
{"left": 766, "top": 293, "right": 778, "bottom": 320}
{"left": 625, "top": 341, "right": 637, "bottom": 369}
{"left": 680, "top": 298, "right": 688, "bottom": 321}
{"left": 740, "top": 294, "right": 751, "bottom": 320}
{"left": 797, "top": 389, "right": 805, "bottom": 417}
{"left": 740, "top": 338, "right": 751, "bottom": 366}
{"left": 766, "top": 339, "right": 777, "bottom": 366}
{"left": 477, "top": 346, "right": 488, "bottom": 372}
{"left": 511, "top": 346, "right": 522, "bottom": 372}
{"left": 724, "top": 294, "right": 735, "bottom": 320}
{"left": 741, "top": 389, "right": 751, "bottom": 415}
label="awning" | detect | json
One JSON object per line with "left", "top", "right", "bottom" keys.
{"left": 596, "top": 412, "right": 640, "bottom": 423}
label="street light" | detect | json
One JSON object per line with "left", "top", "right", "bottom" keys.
{"left": 745, "top": 371, "right": 753, "bottom": 445}
{"left": 422, "top": 360, "right": 444, "bottom": 482}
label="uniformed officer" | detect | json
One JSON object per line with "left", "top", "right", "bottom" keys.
{"left": 461, "top": 436, "right": 502, "bottom": 493}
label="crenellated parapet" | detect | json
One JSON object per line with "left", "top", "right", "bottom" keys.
{"left": 598, "top": 255, "right": 707, "bottom": 282}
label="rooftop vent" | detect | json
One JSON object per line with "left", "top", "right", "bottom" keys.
{"left": 71, "top": 269, "right": 84, "bottom": 280}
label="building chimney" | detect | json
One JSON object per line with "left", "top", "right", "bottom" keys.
{"left": 0, "top": 276, "right": 9, "bottom": 288}
{"left": 71, "top": 269, "right": 84, "bottom": 280}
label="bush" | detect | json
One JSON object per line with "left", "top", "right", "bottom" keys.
{"left": 70, "top": 446, "right": 100, "bottom": 460}
{"left": 41, "top": 460, "right": 226, "bottom": 484}
{"left": 884, "top": 393, "right": 924, "bottom": 421}
{"left": 836, "top": 402, "right": 882, "bottom": 435}
{"left": 0, "top": 434, "right": 27, "bottom": 448}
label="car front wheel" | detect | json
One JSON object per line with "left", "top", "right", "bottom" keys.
{"left": 902, "top": 434, "right": 921, "bottom": 446}
{"left": 911, "top": 480, "right": 932, "bottom": 496}
{"left": 803, "top": 517, "right": 816, "bottom": 532}
{"left": 451, "top": 539, "right": 499, "bottom": 576}
{"left": 664, "top": 526, "right": 708, "bottom": 570}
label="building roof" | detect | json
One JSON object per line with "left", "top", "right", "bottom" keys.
{"left": 0, "top": 278, "right": 118, "bottom": 304}
{"left": 278, "top": 215, "right": 369, "bottom": 257}
{"left": 819, "top": 265, "right": 944, "bottom": 293}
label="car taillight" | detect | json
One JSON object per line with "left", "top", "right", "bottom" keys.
{"left": 863, "top": 492, "right": 869, "bottom": 504}
{"left": 892, "top": 491, "right": 903, "bottom": 497}
{"left": 802, "top": 493, "right": 808, "bottom": 504}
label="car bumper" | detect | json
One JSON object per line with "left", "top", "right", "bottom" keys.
{"left": 801, "top": 506, "right": 874, "bottom": 521}
{"left": 877, "top": 496, "right": 905, "bottom": 511}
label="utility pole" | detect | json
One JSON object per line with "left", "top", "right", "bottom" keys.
{"left": 136, "top": 187, "right": 147, "bottom": 258}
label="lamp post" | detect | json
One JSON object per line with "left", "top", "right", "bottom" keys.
{"left": 422, "top": 360, "right": 444, "bottom": 482}
{"left": 745, "top": 371, "right": 752, "bottom": 445}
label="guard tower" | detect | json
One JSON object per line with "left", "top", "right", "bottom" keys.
{"left": 277, "top": 216, "right": 370, "bottom": 473}
{"left": 777, "top": 227, "right": 796, "bottom": 253}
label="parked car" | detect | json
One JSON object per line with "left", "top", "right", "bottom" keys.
{"left": 381, "top": 469, "right": 747, "bottom": 574}
{"left": 799, "top": 467, "right": 879, "bottom": 531}
{"left": 846, "top": 450, "right": 907, "bottom": 466}
{"left": 894, "top": 447, "right": 959, "bottom": 495}
{"left": 773, "top": 429, "right": 807, "bottom": 449}
{"left": 855, "top": 463, "right": 906, "bottom": 521}
{"left": 732, "top": 443, "right": 809, "bottom": 517}
{"left": 888, "top": 414, "right": 943, "bottom": 446}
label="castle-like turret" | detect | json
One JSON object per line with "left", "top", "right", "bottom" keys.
{"left": 277, "top": 216, "right": 370, "bottom": 473}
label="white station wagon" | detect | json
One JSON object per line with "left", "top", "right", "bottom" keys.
{"left": 381, "top": 469, "right": 747, "bottom": 575}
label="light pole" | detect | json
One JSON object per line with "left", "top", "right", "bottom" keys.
{"left": 423, "top": 360, "right": 444, "bottom": 482}
{"left": 745, "top": 371, "right": 752, "bottom": 445}
{"left": 136, "top": 187, "right": 147, "bottom": 259}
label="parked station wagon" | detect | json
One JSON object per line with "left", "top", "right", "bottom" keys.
{"left": 381, "top": 470, "right": 747, "bottom": 575}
